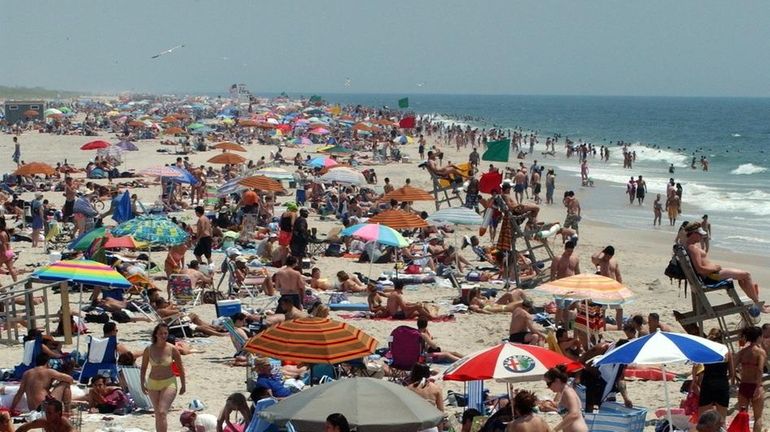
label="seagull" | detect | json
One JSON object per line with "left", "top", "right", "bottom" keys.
{"left": 416, "top": 82, "right": 426, "bottom": 87}
{"left": 151, "top": 44, "right": 185, "bottom": 59}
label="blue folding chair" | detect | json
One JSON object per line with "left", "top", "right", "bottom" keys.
{"left": 12, "top": 336, "right": 42, "bottom": 380}
{"left": 246, "top": 397, "right": 279, "bottom": 432}
{"left": 79, "top": 335, "right": 118, "bottom": 384}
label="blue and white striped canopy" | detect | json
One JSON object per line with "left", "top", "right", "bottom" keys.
{"left": 427, "top": 207, "right": 483, "bottom": 225}
{"left": 595, "top": 331, "right": 728, "bottom": 366}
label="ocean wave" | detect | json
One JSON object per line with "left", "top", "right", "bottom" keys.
{"left": 732, "top": 133, "right": 741, "bottom": 137}
{"left": 730, "top": 163, "right": 767, "bottom": 175}
{"left": 621, "top": 143, "right": 690, "bottom": 165}
{"left": 724, "top": 235, "right": 770, "bottom": 245}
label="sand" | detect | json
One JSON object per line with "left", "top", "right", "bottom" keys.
{"left": 0, "top": 118, "right": 767, "bottom": 431}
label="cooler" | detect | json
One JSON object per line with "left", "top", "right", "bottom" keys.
{"left": 216, "top": 299, "right": 242, "bottom": 318}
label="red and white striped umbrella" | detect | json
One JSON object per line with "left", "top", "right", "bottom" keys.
{"left": 443, "top": 343, "right": 580, "bottom": 383}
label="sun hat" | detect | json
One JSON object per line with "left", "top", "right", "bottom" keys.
{"left": 187, "top": 399, "right": 206, "bottom": 411}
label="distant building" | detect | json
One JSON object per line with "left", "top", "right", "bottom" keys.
{"left": 3, "top": 100, "right": 46, "bottom": 125}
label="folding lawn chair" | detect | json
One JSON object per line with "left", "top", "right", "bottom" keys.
{"left": 12, "top": 336, "right": 42, "bottom": 380}
{"left": 246, "top": 397, "right": 279, "bottom": 432}
{"left": 386, "top": 325, "right": 425, "bottom": 383}
{"left": 118, "top": 366, "right": 153, "bottom": 412}
{"left": 169, "top": 273, "right": 202, "bottom": 306}
{"left": 79, "top": 335, "right": 118, "bottom": 384}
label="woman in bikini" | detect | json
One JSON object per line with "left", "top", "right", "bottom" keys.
{"left": 0, "top": 218, "right": 17, "bottom": 282}
{"left": 141, "top": 324, "right": 186, "bottom": 432}
{"left": 542, "top": 365, "right": 588, "bottom": 432}
{"left": 735, "top": 326, "right": 765, "bottom": 432}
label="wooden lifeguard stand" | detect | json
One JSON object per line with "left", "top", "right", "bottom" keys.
{"left": 671, "top": 244, "right": 761, "bottom": 355}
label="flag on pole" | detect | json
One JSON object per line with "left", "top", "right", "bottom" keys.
{"left": 482, "top": 139, "right": 510, "bottom": 162}
{"left": 398, "top": 97, "right": 409, "bottom": 108}
{"left": 399, "top": 116, "right": 416, "bottom": 129}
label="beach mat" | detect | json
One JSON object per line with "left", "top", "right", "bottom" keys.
{"left": 337, "top": 313, "right": 455, "bottom": 322}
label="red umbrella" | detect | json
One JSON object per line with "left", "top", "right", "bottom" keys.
{"left": 103, "top": 236, "right": 140, "bottom": 250}
{"left": 80, "top": 140, "right": 111, "bottom": 150}
{"left": 443, "top": 342, "right": 581, "bottom": 382}
{"left": 478, "top": 171, "right": 503, "bottom": 194}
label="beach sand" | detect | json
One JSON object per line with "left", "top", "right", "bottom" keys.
{"left": 0, "top": 121, "right": 767, "bottom": 431}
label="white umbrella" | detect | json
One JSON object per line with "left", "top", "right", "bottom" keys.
{"left": 427, "top": 207, "right": 483, "bottom": 225}
{"left": 320, "top": 167, "right": 366, "bottom": 185}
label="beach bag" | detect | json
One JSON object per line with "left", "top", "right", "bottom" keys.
{"left": 664, "top": 256, "right": 686, "bottom": 281}
{"left": 203, "top": 290, "right": 225, "bottom": 305}
{"left": 324, "top": 243, "right": 342, "bottom": 257}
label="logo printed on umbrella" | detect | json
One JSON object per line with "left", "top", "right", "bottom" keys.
{"left": 503, "top": 355, "right": 535, "bottom": 373}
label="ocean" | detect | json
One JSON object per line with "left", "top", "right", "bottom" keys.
{"left": 259, "top": 93, "right": 770, "bottom": 255}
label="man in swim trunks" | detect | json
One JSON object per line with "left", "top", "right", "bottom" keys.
{"left": 193, "top": 206, "right": 212, "bottom": 265}
{"left": 562, "top": 191, "right": 581, "bottom": 234}
{"left": 735, "top": 326, "right": 765, "bottom": 432}
{"left": 385, "top": 280, "right": 437, "bottom": 320}
{"left": 685, "top": 222, "right": 769, "bottom": 313}
{"left": 591, "top": 245, "right": 624, "bottom": 329}
{"left": 508, "top": 299, "right": 544, "bottom": 345}
{"left": 273, "top": 256, "right": 306, "bottom": 311}
{"left": 11, "top": 353, "right": 73, "bottom": 415}
{"left": 635, "top": 175, "right": 646, "bottom": 205}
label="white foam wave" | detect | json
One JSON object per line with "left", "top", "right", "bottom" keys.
{"left": 617, "top": 143, "right": 689, "bottom": 165}
{"left": 732, "top": 133, "right": 741, "bottom": 137}
{"left": 724, "top": 235, "right": 770, "bottom": 245}
{"left": 730, "top": 163, "right": 767, "bottom": 175}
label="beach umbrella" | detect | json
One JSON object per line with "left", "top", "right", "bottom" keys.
{"left": 212, "top": 141, "right": 247, "bottom": 152}
{"left": 167, "top": 167, "right": 198, "bottom": 185}
{"left": 103, "top": 235, "right": 141, "bottom": 250}
{"left": 243, "top": 317, "right": 378, "bottom": 364}
{"left": 112, "top": 215, "right": 189, "bottom": 246}
{"left": 595, "top": 331, "right": 728, "bottom": 428}
{"left": 161, "top": 115, "right": 177, "bottom": 123}
{"left": 187, "top": 122, "right": 206, "bottom": 130}
{"left": 68, "top": 226, "right": 108, "bottom": 251}
{"left": 80, "top": 140, "right": 111, "bottom": 150}
{"left": 307, "top": 156, "right": 338, "bottom": 169}
{"left": 443, "top": 342, "right": 581, "bottom": 382}
{"left": 115, "top": 140, "right": 139, "bottom": 151}
{"left": 537, "top": 274, "right": 634, "bottom": 306}
{"left": 381, "top": 185, "right": 435, "bottom": 203}
{"left": 293, "top": 136, "right": 313, "bottom": 146}
{"left": 253, "top": 167, "right": 294, "bottom": 181}
{"left": 23, "top": 109, "right": 39, "bottom": 118}
{"left": 319, "top": 167, "right": 366, "bottom": 185}
{"left": 237, "top": 175, "right": 285, "bottom": 193}
{"left": 237, "top": 119, "right": 258, "bottom": 127}
{"left": 112, "top": 190, "right": 133, "bottom": 224}
{"left": 367, "top": 209, "right": 428, "bottom": 230}
{"left": 127, "top": 120, "right": 146, "bottom": 128}
{"left": 427, "top": 207, "right": 483, "bottom": 225}
{"left": 309, "top": 127, "right": 330, "bottom": 135}
{"left": 140, "top": 166, "right": 185, "bottom": 178}
{"left": 208, "top": 152, "right": 247, "bottom": 165}
{"left": 479, "top": 171, "right": 504, "bottom": 194}
{"left": 341, "top": 223, "right": 409, "bottom": 248}
{"left": 13, "top": 162, "right": 56, "bottom": 176}
{"left": 259, "top": 378, "right": 443, "bottom": 432}
{"left": 44, "top": 108, "right": 63, "bottom": 117}
{"left": 163, "top": 126, "right": 186, "bottom": 135}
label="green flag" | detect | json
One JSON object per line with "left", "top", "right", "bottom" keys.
{"left": 398, "top": 97, "right": 409, "bottom": 108}
{"left": 482, "top": 139, "right": 510, "bottom": 162}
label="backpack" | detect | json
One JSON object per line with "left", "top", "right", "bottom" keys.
{"left": 664, "top": 256, "right": 686, "bottom": 281}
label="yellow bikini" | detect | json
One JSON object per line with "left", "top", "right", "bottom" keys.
{"left": 146, "top": 354, "right": 177, "bottom": 391}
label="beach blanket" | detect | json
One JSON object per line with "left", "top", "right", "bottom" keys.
{"left": 337, "top": 313, "right": 455, "bottom": 322}
{"left": 623, "top": 366, "right": 680, "bottom": 381}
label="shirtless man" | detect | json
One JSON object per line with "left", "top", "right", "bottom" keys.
{"left": 685, "top": 222, "right": 769, "bottom": 313}
{"left": 562, "top": 191, "right": 581, "bottom": 235}
{"left": 551, "top": 239, "right": 580, "bottom": 280}
{"left": 103, "top": 321, "right": 144, "bottom": 359}
{"left": 16, "top": 398, "right": 73, "bottom": 432}
{"left": 425, "top": 151, "right": 465, "bottom": 180}
{"left": 193, "top": 206, "right": 212, "bottom": 265}
{"left": 277, "top": 296, "right": 308, "bottom": 320}
{"left": 63, "top": 177, "right": 77, "bottom": 222}
{"left": 735, "top": 326, "right": 765, "bottom": 432}
{"left": 647, "top": 312, "right": 672, "bottom": 333}
{"left": 386, "top": 280, "right": 436, "bottom": 320}
{"left": 513, "top": 170, "right": 527, "bottom": 204}
{"left": 591, "top": 245, "right": 623, "bottom": 329}
{"left": 508, "top": 299, "right": 544, "bottom": 345}
{"left": 273, "top": 256, "right": 306, "bottom": 311}
{"left": 499, "top": 182, "right": 540, "bottom": 228}
{"left": 183, "top": 260, "right": 213, "bottom": 288}
{"left": 11, "top": 354, "right": 73, "bottom": 414}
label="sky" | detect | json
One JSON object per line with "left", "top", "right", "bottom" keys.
{"left": 2, "top": 1, "right": 770, "bottom": 97}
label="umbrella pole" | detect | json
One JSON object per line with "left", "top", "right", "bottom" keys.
{"left": 661, "top": 363, "right": 674, "bottom": 430}
{"left": 76, "top": 282, "right": 82, "bottom": 355}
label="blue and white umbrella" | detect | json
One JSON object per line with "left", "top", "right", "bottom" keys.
{"left": 594, "top": 331, "right": 727, "bottom": 427}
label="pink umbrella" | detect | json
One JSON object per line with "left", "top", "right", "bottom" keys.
{"left": 140, "top": 166, "right": 185, "bottom": 178}
{"left": 309, "top": 127, "right": 330, "bottom": 135}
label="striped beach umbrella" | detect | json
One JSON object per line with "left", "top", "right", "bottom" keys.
{"left": 112, "top": 215, "right": 189, "bottom": 246}
{"left": 427, "top": 207, "right": 483, "bottom": 225}
{"left": 537, "top": 274, "right": 634, "bottom": 305}
{"left": 69, "top": 226, "right": 108, "bottom": 251}
{"left": 140, "top": 166, "right": 185, "bottom": 178}
{"left": 237, "top": 175, "right": 285, "bottom": 193}
{"left": 368, "top": 209, "right": 428, "bottom": 230}
{"left": 243, "top": 317, "right": 378, "bottom": 364}
{"left": 208, "top": 152, "right": 247, "bottom": 165}
{"left": 212, "top": 141, "right": 247, "bottom": 152}
{"left": 33, "top": 259, "right": 131, "bottom": 288}
{"left": 341, "top": 223, "right": 409, "bottom": 248}
{"left": 381, "top": 185, "right": 435, "bottom": 203}
{"left": 253, "top": 167, "right": 294, "bottom": 181}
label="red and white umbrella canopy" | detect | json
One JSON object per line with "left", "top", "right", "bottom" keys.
{"left": 443, "top": 343, "right": 580, "bottom": 383}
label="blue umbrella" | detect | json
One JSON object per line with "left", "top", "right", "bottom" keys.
{"left": 168, "top": 167, "right": 198, "bottom": 185}
{"left": 595, "top": 331, "right": 728, "bottom": 427}
{"left": 112, "top": 190, "right": 133, "bottom": 224}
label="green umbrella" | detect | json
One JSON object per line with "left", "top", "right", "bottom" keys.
{"left": 112, "top": 215, "right": 188, "bottom": 246}
{"left": 68, "top": 226, "right": 107, "bottom": 251}
{"left": 188, "top": 122, "right": 206, "bottom": 130}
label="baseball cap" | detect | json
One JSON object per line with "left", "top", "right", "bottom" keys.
{"left": 180, "top": 410, "right": 196, "bottom": 426}
{"left": 685, "top": 222, "right": 707, "bottom": 236}
{"left": 226, "top": 247, "right": 241, "bottom": 257}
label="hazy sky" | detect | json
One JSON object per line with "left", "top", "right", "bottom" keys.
{"left": 2, "top": 1, "right": 770, "bottom": 97}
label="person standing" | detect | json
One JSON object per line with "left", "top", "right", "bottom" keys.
{"left": 531, "top": 169, "right": 542, "bottom": 204}
{"left": 12, "top": 136, "right": 21, "bottom": 167}
{"left": 468, "top": 147, "right": 480, "bottom": 168}
{"left": 692, "top": 329, "right": 733, "bottom": 419}
{"left": 653, "top": 194, "right": 662, "bottom": 226}
{"left": 591, "top": 246, "right": 623, "bottom": 330}
{"left": 193, "top": 206, "right": 212, "bottom": 265}
{"left": 700, "top": 215, "right": 711, "bottom": 252}
{"left": 63, "top": 177, "right": 77, "bottom": 222}
{"left": 0, "top": 218, "right": 17, "bottom": 282}
{"left": 563, "top": 191, "right": 581, "bottom": 235}
{"left": 545, "top": 169, "right": 556, "bottom": 205}
{"left": 626, "top": 177, "right": 636, "bottom": 204}
{"left": 635, "top": 175, "right": 647, "bottom": 205}
{"left": 141, "top": 324, "right": 186, "bottom": 432}
{"left": 30, "top": 192, "right": 45, "bottom": 248}
{"left": 735, "top": 326, "right": 765, "bottom": 432}
{"left": 290, "top": 208, "right": 310, "bottom": 260}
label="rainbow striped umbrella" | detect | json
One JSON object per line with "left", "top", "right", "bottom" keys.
{"left": 243, "top": 317, "right": 378, "bottom": 364}
{"left": 537, "top": 274, "right": 635, "bottom": 305}
{"left": 33, "top": 259, "right": 130, "bottom": 288}
{"left": 341, "top": 223, "right": 409, "bottom": 247}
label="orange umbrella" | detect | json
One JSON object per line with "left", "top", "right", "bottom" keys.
{"left": 103, "top": 235, "right": 141, "bottom": 250}
{"left": 237, "top": 119, "right": 258, "bottom": 127}
{"left": 161, "top": 116, "right": 178, "bottom": 123}
{"left": 237, "top": 175, "right": 285, "bottom": 192}
{"left": 14, "top": 162, "right": 56, "bottom": 176}
{"left": 537, "top": 274, "right": 634, "bottom": 305}
{"left": 368, "top": 209, "right": 428, "bottom": 229}
{"left": 163, "top": 126, "right": 186, "bottom": 135}
{"left": 381, "top": 185, "right": 435, "bottom": 202}
{"left": 173, "top": 112, "right": 190, "bottom": 120}
{"left": 208, "top": 152, "right": 247, "bottom": 164}
{"left": 213, "top": 142, "right": 247, "bottom": 152}
{"left": 128, "top": 120, "right": 146, "bottom": 128}
{"left": 243, "top": 317, "right": 378, "bottom": 363}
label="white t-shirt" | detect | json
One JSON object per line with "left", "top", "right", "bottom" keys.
{"left": 194, "top": 413, "right": 218, "bottom": 432}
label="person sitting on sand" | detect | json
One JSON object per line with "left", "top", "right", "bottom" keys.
{"left": 11, "top": 353, "right": 73, "bottom": 415}
{"left": 417, "top": 318, "right": 463, "bottom": 363}
{"left": 336, "top": 271, "right": 366, "bottom": 293}
{"left": 685, "top": 222, "right": 769, "bottom": 313}
{"left": 508, "top": 299, "right": 545, "bottom": 345}
{"left": 86, "top": 375, "right": 128, "bottom": 414}
{"left": 15, "top": 398, "right": 73, "bottom": 432}
{"left": 386, "top": 280, "right": 438, "bottom": 320}
{"left": 367, "top": 283, "right": 390, "bottom": 317}
{"left": 310, "top": 267, "right": 333, "bottom": 291}
{"left": 648, "top": 312, "right": 673, "bottom": 332}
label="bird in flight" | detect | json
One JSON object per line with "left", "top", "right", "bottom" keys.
{"left": 416, "top": 82, "right": 426, "bottom": 87}
{"left": 151, "top": 44, "right": 185, "bottom": 59}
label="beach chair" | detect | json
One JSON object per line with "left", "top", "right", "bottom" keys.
{"left": 305, "top": 364, "right": 337, "bottom": 386}
{"left": 583, "top": 402, "right": 647, "bottom": 432}
{"left": 168, "top": 273, "right": 202, "bottom": 307}
{"left": 12, "top": 336, "right": 42, "bottom": 380}
{"left": 79, "top": 335, "right": 118, "bottom": 384}
{"left": 467, "top": 380, "right": 485, "bottom": 413}
{"left": 246, "top": 397, "right": 279, "bottom": 432}
{"left": 545, "top": 328, "right": 564, "bottom": 356}
{"left": 421, "top": 162, "right": 468, "bottom": 210}
{"left": 221, "top": 317, "right": 248, "bottom": 356}
{"left": 386, "top": 326, "right": 425, "bottom": 382}
{"left": 118, "top": 366, "right": 153, "bottom": 412}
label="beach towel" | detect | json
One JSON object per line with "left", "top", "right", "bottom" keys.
{"left": 336, "top": 313, "right": 455, "bottom": 322}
